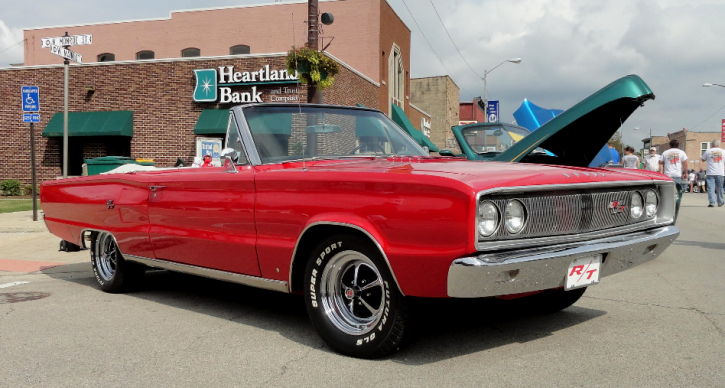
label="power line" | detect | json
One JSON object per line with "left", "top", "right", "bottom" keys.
{"left": 689, "top": 99, "right": 725, "bottom": 131}
{"left": 0, "top": 39, "right": 25, "bottom": 56}
{"left": 399, "top": 0, "right": 475, "bottom": 96}
{"left": 428, "top": 0, "right": 483, "bottom": 80}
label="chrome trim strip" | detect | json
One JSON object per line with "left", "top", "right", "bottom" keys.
{"left": 125, "top": 255, "right": 289, "bottom": 293}
{"left": 79, "top": 229, "right": 288, "bottom": 293}
{"left": 449, "top": 226, "right": 680, "bottom": 297}
{"left": 474, "top": 180, "right": 675, "bottom": 252}
{"left": 288, "top": 221, "right": 405, "bottom": 295}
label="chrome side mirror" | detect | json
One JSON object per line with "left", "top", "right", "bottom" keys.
{"left": 223, "top": 156, "right": 238, "bottom": 173}
{"left": 221, "top": 147, "right": 239, "bottom": 163}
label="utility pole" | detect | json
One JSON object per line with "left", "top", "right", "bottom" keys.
{"left": 62, "top": 31, "right": 70, "bottom": 178}
{"left": 307, "top": 0, "right": 320, "bottom": 104}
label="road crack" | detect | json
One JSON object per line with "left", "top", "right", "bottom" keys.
{"left": 257, "top": 343, "right": 325, "bottom": 387}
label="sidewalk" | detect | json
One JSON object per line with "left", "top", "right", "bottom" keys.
{"left": 0, "top": 210, "right": 48, "bottom": 233}
{"left": 0, "top": 211, "right": 87, "bottom": 272}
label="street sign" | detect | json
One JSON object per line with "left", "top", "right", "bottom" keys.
{"left": 487, "top": 100, "right": 500, "bottom": 122}
{"left": 49, "top": 45, "right": 83, "bottom": 64}
{"left": 22, "top": 86, "right": 40, "bottom": 112}
{"left": 23, "top": 114, "right": 40, "bottom": 123}
{"left": 41, "top": 34, "right": 92, "bottom": 48}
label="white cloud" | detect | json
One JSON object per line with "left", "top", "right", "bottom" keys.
{"left": 390, "top": 0, "right": 725, "bottom": 149}
{"left": 0, "top": 20, "right": 24, "bottom": 66}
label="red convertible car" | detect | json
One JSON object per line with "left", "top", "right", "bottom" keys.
{"left": 41, "top": 102, "right": 679, "bottom": 358}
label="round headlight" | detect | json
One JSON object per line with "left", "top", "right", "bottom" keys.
{"left": 478, "top": 201, "right": 499, "bottom": 237}
{"left": 630, "top": 192, "right": 643, "bottom": 219}
{"left": 504, "top": 200, "right": 526, "bottom": 234}
{"left": 645, "top": 190, "right": 658, "bottom": 218}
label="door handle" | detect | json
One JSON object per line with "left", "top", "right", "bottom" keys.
{"left": 149, "top": 186, "right": 165, "bottom": 192}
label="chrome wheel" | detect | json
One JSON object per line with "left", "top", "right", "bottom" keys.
{"left": 319, "top": 251, "right": 385, "bottom": 336}
{"left": 94, "top": 232, "right": 118, "bottom": 282}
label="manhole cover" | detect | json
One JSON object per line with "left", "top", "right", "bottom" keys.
{"left": 0, "top": 292, "right": 51, "bottom": 304}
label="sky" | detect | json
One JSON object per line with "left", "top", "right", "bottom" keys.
{"left": 1, "top": 0, "right": 724, "bottom": 149}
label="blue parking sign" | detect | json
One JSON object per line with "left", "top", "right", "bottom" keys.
{"left": 22, "top": 86, "right": 40, "bottom": 112}
{"left": 23, "top": 114, "right": 40, "bottom": 123}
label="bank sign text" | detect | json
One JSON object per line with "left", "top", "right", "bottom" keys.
{"left": 193, "top": 65, "right": 299, "bottom": 103}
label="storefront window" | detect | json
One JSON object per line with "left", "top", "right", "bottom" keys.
{"left": 230, "top": 45, "right": 250, "bottom": 55}
{"left": 136, "top": 51, "right": 155, "bottom": 60}
{"left": 181, "top": 48, "right": 201, "bottom": 57}
{"left": 97, "top": 53, "right": 115, "bottom": 62}
{"left": 701, "top": 142, "right": 711, "bottom": 156}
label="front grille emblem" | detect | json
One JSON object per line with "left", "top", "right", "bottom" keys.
{"left": 608, "top": 200, "right": 626, "bottom": 214}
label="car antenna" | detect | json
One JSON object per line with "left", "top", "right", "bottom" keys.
{"left": 292, "top": 12, "right": 307, "bottom": 172}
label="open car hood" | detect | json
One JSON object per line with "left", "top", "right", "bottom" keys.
{"left": 492, "top": 74, "right": 655, "bottom": 167}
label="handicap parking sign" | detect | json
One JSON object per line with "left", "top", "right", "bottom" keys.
{"left": 22, "top": 86, "right": 40, "bottom": 112}
{"left": 23, "top": 114, "right": 40, "bottom": 123}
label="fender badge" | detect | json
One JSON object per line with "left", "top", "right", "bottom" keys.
{"left": 106, "top": 200, "right": 115, "bottom": 209}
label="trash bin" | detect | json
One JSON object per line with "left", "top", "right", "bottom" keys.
{"left": 83, "top": 156, "right": 156, "bottom": 176}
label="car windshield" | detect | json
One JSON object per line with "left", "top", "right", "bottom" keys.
{"left": 462, "top": 125, "right": 552, "bottom": 156}
{"left": 242, "top": 105, "right": 427, "bottom": 164}
{"left": 462, "top": 125, "right": 521, "bottom": 154}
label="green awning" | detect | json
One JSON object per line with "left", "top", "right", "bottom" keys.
{"left": 390, "top": 104, "right": 439, "bottom": 152}
{"left": 42, "top": 111, "right": 133, "bottom": 137}
{"left": 194, "top": 109, "right": 230, "bottom": 135}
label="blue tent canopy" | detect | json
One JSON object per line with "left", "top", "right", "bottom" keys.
{"left": 512, "top": 99, "right": 612, "bottom": 167}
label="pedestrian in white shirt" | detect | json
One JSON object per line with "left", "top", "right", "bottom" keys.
{"left": 659, "top": 139, "right": 688, "bottom": 191}
{"left": 701, "top": 139, "right": 724, "bottom": 207}
{"left": 643, "top": 147, "right": 660, "bottom": 171}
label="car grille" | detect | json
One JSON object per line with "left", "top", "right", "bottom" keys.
{"left": 480, "top": 186, "right": 653, "bottom": 241}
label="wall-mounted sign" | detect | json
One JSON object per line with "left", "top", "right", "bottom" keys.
{"left": 193, "top": 65, "right": 299, "bottom": 103}
{"left": 721, "top": 119, "right": 725, "bottom": 143}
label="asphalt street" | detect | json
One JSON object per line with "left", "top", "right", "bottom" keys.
{"left": 0, "top": 193, "right": 723, "bottom": 388}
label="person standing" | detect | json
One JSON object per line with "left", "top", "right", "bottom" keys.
{"left": 643, "top": 147, "right": 660, "bottom": 171}
{"left": 622, "top": 146, "right": 640, "bottom": 169}
{"left": 697, "top": 169, "right": 707, "bottom": 193}
{"left": 608, "top": 142, "right": 621, "bottom": 165}
{"left": 701, "top": 139, "right": 724, "bottom": 207}
{"left": 659, "top": 139, "right": 688, "bottom": 191}
{"left": 688, "top": 169, "right": 696, "bottom": 193}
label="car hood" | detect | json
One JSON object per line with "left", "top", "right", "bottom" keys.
{"left": 298, "top": 157, "right": 666, "bottom": 193}
{"left": 492, "top": 74, "right": 655, "bottom": 167}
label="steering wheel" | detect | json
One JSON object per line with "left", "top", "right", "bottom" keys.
{"left": 349, "top": 143, "right": 386, "bottom": 155}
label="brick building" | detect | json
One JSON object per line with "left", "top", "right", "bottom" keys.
{"left": 409, "top": 76, "right": 461, "bottom": 152}
{"left": 459, "top": 97, "right": 486, "bottom": 125}
{"left": 2, "top": 0, "right": 433, "bottom": 183}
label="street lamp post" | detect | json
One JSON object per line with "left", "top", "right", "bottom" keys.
{"left": 633, "top": 126, "right": 652, "bottom": 158}
{"left": 482, "top": 58, "right": 521, "bottom": 122}
{"left": 703, "top": 83, "right": 725, "bottom": 88}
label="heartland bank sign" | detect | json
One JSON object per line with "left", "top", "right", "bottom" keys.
{"left": 193, "top": 65, "right": 299, "bottom": 103}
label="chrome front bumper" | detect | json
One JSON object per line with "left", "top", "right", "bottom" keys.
{"left": 447, "top": 226, "right": 679, "bottom": 298}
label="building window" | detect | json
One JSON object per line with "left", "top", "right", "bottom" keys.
{"left": 97, "top": 53, "right": 115, "bottom": 62}
{"left": 388, "top": 43, "right": 405, "bottom": 114}
{"left": 701, "top": 142, "right": 711, "bottom": 156}
{"left": 181, "top": 48, "right": 201, "bottom": 57}
{"left": 136, "top": 51, "right": 155, "bottom": 60}
{"left": 230, "top": 45, "right": 250, "bottom": 55}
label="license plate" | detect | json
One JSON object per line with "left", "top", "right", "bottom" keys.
{"left": 565, "top": 255, "right": 602, "bottom": 290}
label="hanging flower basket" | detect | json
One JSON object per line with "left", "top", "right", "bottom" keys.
{"left": 285, "top": 47, "right": 340, "bottom": 90}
